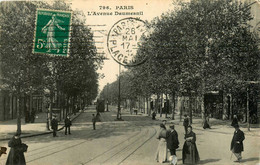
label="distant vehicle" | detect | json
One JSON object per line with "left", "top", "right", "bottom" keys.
{"left": 96, "top": 99, "right": 105, "bottom": 113}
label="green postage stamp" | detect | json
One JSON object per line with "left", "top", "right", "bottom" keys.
{"left": 33, "top": 9, "right": 72, "bottom": 57}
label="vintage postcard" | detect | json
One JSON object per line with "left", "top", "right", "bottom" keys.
{"left": 0, "top": 0, "right": 259, "bottom": 165}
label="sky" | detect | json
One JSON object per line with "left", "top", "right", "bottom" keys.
{"left": 69, "top": 0, "right": 175, "bottom": 92}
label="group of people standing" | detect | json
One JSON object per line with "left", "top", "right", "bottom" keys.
{"left": 3, "top": 112, "right": 245, "bottom": 165}
{"left": 155, "top": 114, "right": 245, "bottom": 164}
{"left": 50, "top": 115, "right": 72, "bottom": 137}
{"left": 155, "top": 120, "right": 200, "bottom": 165}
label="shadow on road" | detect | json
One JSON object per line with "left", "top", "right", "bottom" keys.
{"left": 240, "top": 157, "right": 259, "bottom": 163}
{"left": 198, "top": 158, "right": 220, "bottom": 164}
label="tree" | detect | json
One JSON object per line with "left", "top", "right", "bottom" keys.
{"left": 127, "top": 0, "right": 259, "bottom": 121}
{"left": 0, "top": 0, "right": 103, "bottom": 133}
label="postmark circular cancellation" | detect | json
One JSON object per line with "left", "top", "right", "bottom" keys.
{"left": 107, "top": 17, "right": 148, "bottom": 66}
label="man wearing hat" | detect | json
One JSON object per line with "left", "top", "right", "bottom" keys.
{"left": 64, "top": 115, "right": 72, "bottom": 135}
{"left": 183, "top": 114, "right": 189, "bottom": 134}
{"left": 167, "top": 124, "right": 179, "bottom": 165}
{"left": 230, "top": 124, "right": 245, "bottom": 162}
{"left": 167, "top": 125, "right": 179, "bottom": 155}
{"left": 51, "top": 115, "right": 58, "bottom": 137}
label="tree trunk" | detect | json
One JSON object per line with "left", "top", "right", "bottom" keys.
{"left": 165, "top": 94, "right": 168, "bottom": 118}
{"left": 156, "top": 93, "right": 159, "bottom": 113}
{"left": 231, "top": 95, "right": 234, "bottom": 120}
{"left": 189, "top": 92, "right": 193, "bottom": 124}
{"left": 29, "top": 90, "right": 33, "bottom": 122}
{"left": 16, "top": 95, "right": 22, "bottom": 135}
{"left": 180, "top": 97, "right": 183, "bottom": 122}
{"left": 171, "top": 92, "right": 175, "bottom": 120}
{"left": 160, "top": 94, "right": 163, "bottom": 117}
{"left": 247, "top": 87, "right": 250, "bottom": 131}
{"left": 138, "top": 96, "right": 141, "bottom": 113}
{"left": 58, "top": 91, "right": 61, "bottom": 121}
{"left": 50, "top": 91, "right": 53, "bottom": 127}
{"left": 66, "top": 95, "right": 69, "bottom": 117}
{"left": 201, "top": 81, "right": 206, "bottom": 121}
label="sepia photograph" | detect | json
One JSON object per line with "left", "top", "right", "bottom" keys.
{"left": 0, "top": 0, "right": 259, "bottom": 164}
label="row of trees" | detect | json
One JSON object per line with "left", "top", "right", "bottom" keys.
{"left": 100, "top": 0, "right": 259, "bottom": 123}
{"left": 0, "top": 1, "right": 103, "bottom": 133}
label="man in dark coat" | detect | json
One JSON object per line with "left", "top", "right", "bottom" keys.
{"left": 183, "top": 114, "right": 189, "bottom": 134}
{"left": 51, "top": 116, "right": 58, "bottom": 137}
{"left": 64, "top": 116, "right": 72, "bottom": 135}
{"left": 92, "top": 114, "right": 96, "bottom": 130}
{"left": 230, "top": 124, "right": 245, "bottom": 162}
{"left": 231, "top": 115, "right": 239, "bottom": 127}
{"left": 166, "top": 124, "right": 179, "bottom": 156}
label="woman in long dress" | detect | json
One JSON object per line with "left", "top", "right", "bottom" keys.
{"left": 155, "top": 124, "right": 168, "bottom": 163}
{"left": 6, "top": 133, "right": 26, "bottom": 165}
{"left": 41, "top": 14, "right": 65, "bottom": 53}
{"left": 182, "top": 125, "right": 200, "bottom": 164}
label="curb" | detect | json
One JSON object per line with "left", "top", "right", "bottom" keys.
{"left": 0, "top": 111, "right": 83, "bottom": 141}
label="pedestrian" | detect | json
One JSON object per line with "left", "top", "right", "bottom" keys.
{"left": 182, "top": 125, "right": 200, "bottom": 164}
{"left": 155, "top": 124, "right": 168, "bottom": 163}
{"left": 64, "top": 115, "right": 72, "bottom": 135}
{"left": 203, "top": 115, "right": 211, "bottom": 129}
{"left": 230, "top": 124, "right": 245, "bottom": 163}
{"left": 183, "top": 114, "right": 189, "bottom": 134}
{"left": 30, "top": 110, "right": 36, "bottom": 123}
{"left": 231, "top": 115, "right": 238, "bottom": 127}
{"left": 92, "top": 114, "right": 96, "bottom": 130}
{"left": 152, "top": 111, "right": 156, "bottom": 120}
{"left": 166, "top": 124, "right": 179, "bottom": 165}
{"left": 6, "top": 133, "right": 27, "bottom": 165}
{"left": 51, "top": 115, "right": 58, "bottom": 137}
{"left": 162, "top": 120, "right": 167, "bottom": 129}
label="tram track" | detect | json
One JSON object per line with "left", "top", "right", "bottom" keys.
{"left": 25, "top": 121, "right": 141, "bottom": 164}
{"left": 82, "top": 123, "right": 144, "bottom": 165}
{"left": 82, "top": 124, "right": 157, "bottom": 165}
{"left": 0, "top": 112, "right": 120, "bottom": 164}
{"left": 25, "top": 113, "right": 123, "bottom": 154}
{"left": 0, "top": 110, "right": 159, "bottom": 165}
{"left": 117, "top": 126, "right": 157, "bottom": 165}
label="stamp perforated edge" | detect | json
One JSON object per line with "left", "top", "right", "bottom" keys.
{"left": 32, "top": 8, "right": 73, "bottom": 57}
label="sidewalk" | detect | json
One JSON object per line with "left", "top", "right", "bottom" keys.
{"left": 112, "top": 105, "right": 260, "bottom": 137}
{"left": 0, "top": 110, "right": 83, "bottom": 141}
{"left": 151, "top": 113, "right": 260, "bottom": 137}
